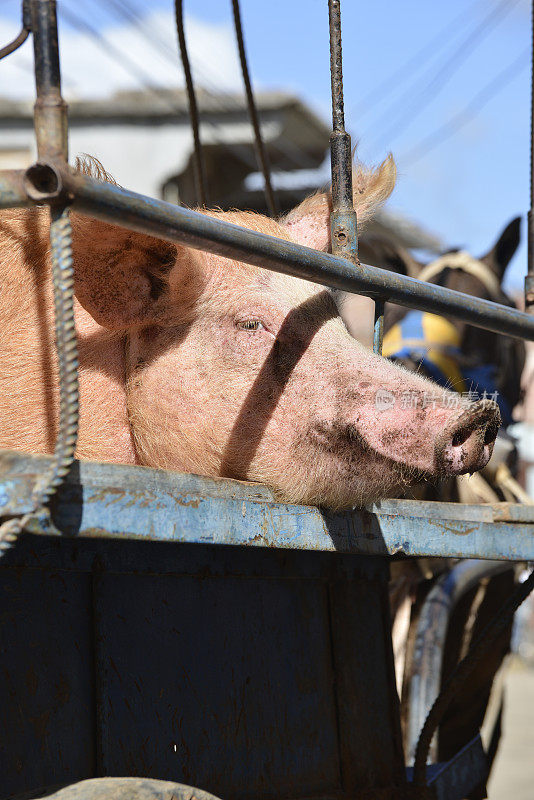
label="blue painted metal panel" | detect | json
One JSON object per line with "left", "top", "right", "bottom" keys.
{"left": 1, "top": 451, "right": 533, "bottom": 562}
{"left": 0, "top": 532, "right": 404, "bottom": 799}
{"left": 94, "top": 572, "right": 340, "bottom": 797}
{"left": 0, "top": 568, "right": 95, "bottom": 797}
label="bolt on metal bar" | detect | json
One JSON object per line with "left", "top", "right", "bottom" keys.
{"left": 174, "top": 0, "right": 209, "bottom": 207}
{"left": 232, "top": 0, "right": 278, "bottom": 219}
{"left": 527, "top": 0, "right": 534, "bottom": 313}
{"left": 29, "top": 162, "right": 534, "bottom": 342}
{"left": 328, "top": 0, "right": 358, "bottom": 264}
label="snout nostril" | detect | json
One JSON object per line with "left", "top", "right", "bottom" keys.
{"left": 451, "top": 427, "right": 471, "bottom": 447}
{"left": 484, "top": 421, "right": 499, "bottom": 445}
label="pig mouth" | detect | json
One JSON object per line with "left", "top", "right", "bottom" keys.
{"left": 305, "top": 420, "right": 430, "bottom": 499}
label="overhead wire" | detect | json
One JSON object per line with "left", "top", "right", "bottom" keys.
{"left": 91, "top": 0, "right": 317, "bottom": 171}
{"left": 106, "top": 0, "right": 278, "bottom": 213}
{"left": 60, "top": 1, "right": 264, "bottom": 194}
{"left": 349, "top": 0, "right": 483, "bottom": 121}
{"left": 59, "top": 5, "right": 176, "bottom": 109}
{"left": 400, "top": 48, "right": 529, "bottom": 166}
{"left": 366, "top": 0, "right": 521, "bottom": 149}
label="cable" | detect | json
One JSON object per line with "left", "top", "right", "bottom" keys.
{"left": 412, "top": 567, "right": 534, "bottom": 787}
{"left": 231, "top": 0, "right": 278, "bottom": 218}
{"left": 350, "top": 0, "right": 482, "bottom": 121}
{"left": 60, "top": 5, "right": 174, "bottom": 108}
{"left": 369, "top": 0, "right": 520, "bottom": 148}
{"left": 400, "top": 48, "right": 529, "bottom": 166}
{"left": 174, "top": 0, "right": 209, "bottom": 207}
{"left": 89, "top": 0, "right": 317, "bottom": 172}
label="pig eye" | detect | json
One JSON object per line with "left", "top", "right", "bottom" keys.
{"left": 237, "top": 319, "right": 264, "bottom": 332}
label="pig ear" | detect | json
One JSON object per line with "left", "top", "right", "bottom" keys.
{"left": 282, "top": 154, "right": 396, "bottom": 251}
{"left": 71, "top": 215, "right": 200, "bottom": 331}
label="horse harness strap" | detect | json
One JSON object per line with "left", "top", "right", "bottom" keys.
{"left": 383, "top": 311, "right": 467, "bottom": 392}
{"left": 417, "top": 251, "right": 502, "bottom": 301}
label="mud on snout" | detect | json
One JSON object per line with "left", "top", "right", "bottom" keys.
{"left": 435, "top": 399, "right": 501, "bottom": 476}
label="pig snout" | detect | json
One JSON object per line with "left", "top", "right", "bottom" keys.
{"left": 436, "top": 400, "right": 500, "bottom": 476}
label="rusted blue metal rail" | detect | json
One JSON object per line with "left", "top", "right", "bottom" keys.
{"left": 1, "top": 451, "right": 533, "bottom": 563}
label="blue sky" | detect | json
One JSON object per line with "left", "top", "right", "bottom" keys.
{"left": 1, "top": 0, "right": 531, "bottom": 290}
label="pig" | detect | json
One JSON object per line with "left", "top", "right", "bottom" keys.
{"left": 0, "top": 156, "right": 500, "bottom": 510}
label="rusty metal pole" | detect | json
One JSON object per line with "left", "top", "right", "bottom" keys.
{"left": 30, "top": 0, "right": 67, "bottom": 160}
{"left": 328, "top": 0, "right": 357, "bottom": 263}
{"left": 527, "top": 0, "right": 534, "bottom": 313}
{"left": 328, "top": 0, "right": 384, "bottom": 353}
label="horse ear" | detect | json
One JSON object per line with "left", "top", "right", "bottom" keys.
{"left": 282, "top": 154, "right": 396, "bottom": 251}
{"left": 482, "top": 216, "right": 521, "bottom": 280}
{"left": 71, "top": 215, "right": 201, "bottom": 331}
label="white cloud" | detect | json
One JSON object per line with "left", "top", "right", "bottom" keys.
{"left": 0, "top": 9, "right": 242, "bottom": 101}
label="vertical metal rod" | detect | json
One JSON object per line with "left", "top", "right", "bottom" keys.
{"left": 174, "top": 0, "right": 209, "bottom": 207}
{"left": 328, "top": 0, "right": 386, "bottom": 352}
{"left": 232, "top": 0, "right": 278, "bottom": 218}
{"left": 30, "top": 0, "right": 67, "bottom": 160}
{"left": 527, "top": 0, "right": 534, "bottom": 313}
{"left": 373, "top": 299, "right": 385, "bottom": 355}
{"left": 328, "top": 0, "right": 358, "bottom": 265}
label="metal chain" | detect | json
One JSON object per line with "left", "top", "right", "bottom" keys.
{"left": 0, "top": 204, "right": 79, "bottom": 553}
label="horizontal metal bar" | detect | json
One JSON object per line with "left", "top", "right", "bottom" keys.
{"left": 0, "top": 170, "right": 31, "bottom": 208}
{"left": 49, "top": 166, "right": 534, "bottom": 342}
{"left": 3, "top": 160, "right": 534, "bottom": 341}
{"left": 1, "top": 451, "right": 533, "bottom": 561}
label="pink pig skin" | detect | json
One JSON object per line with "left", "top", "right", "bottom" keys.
{"left": 0, "top": 156, "right": 499, "bottom": 509}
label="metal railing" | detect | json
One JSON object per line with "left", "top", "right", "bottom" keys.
{"left": 1, "top": 0, "right": 534, "bottom": 529}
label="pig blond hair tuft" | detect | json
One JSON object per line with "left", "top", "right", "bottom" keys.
{"left": 282, "top": 153, "right": 397, "bottom": 252}
{"left": 74, "top": 154, "right": 119, "bottom": 185}
{"left": 352, "top": 153, "right": 396, "bottom": 227}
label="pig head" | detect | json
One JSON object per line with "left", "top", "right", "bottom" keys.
{"left": 0, "top": 156, "right": 499, "bottom": 509}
